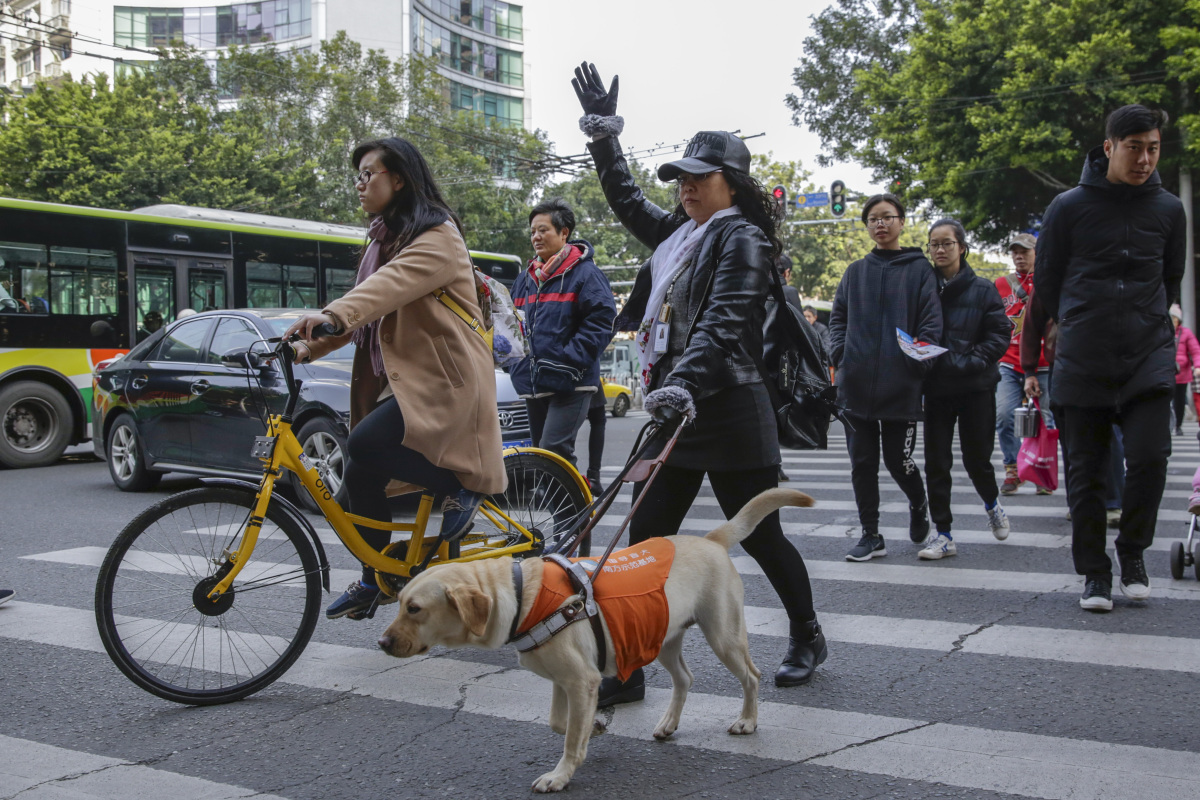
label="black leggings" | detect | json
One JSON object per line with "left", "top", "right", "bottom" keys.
{"left": 344, "top": 400, "right": 463, "bottom": 584}
{"left": 586, "top": 402, "right": 606, "bottom": 475}
{"left": 627, "top": 464, "right": 815, "bottom": 625}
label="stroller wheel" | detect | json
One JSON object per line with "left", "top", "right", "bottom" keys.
{"left": 1170, "top": 541, "right": 1185, "bottom": 580}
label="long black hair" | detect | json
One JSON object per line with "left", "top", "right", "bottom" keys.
{"left": 352, "top": 137, "right": 463, "bottom": 258}
{"left": 668, "top": 171, "right": 784, "bottom": 260}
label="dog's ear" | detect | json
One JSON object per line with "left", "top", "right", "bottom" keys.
{"left": 445, "top": 584, "right": 492, "bottom": 637}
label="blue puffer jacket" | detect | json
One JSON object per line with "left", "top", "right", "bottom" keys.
{"left": 510, "top": 239, "right": 616, "bottom": 397}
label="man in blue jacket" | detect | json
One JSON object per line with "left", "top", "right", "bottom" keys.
{"left": 511, "top": 199, "right": 616, "bottom": 467}
{"left": 1036, "top": 104, "right": 1186, "bottom": 612}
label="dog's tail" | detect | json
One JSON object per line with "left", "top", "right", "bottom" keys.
{"left": 705, "top": 488, "right": 814, "bottom": 551}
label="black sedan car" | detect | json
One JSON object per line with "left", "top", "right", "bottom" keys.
{"left": 93, "top": 309, "right": 532, "bottom": 509}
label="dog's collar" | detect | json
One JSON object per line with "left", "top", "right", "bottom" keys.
{"left": 506, "top": 560, "right": 524, "bottom": 644}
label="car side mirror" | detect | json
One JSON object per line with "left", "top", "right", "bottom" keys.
{"left": 221, "top": 349, "right": 263, "bottom": 370}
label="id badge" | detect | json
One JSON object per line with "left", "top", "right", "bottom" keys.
{"left": 653, "top": 321, "right": 669, "bottom": 354}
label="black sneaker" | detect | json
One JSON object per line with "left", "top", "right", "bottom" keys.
{"left": 1117, "top": 554, "right": 1151, "bottom": 601}
{"left": 1079, "top": 576, "right": 1113, "bottom": 612}
{"left": 909, "top": 501, "right": 930, "bottom": 543}
{"left": 846, "top": 530, "right": 886, "bottom": 561}
{"left": 326, "top": 581, "right": 381, "bottom": 619}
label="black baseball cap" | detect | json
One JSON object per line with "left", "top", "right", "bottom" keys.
{"left": 658, "top": 131, "right": 752, "bottom": 181}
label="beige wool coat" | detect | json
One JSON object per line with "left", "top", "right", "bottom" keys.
{"left": 306, "top": 221, "right": 507, "bottom": 496}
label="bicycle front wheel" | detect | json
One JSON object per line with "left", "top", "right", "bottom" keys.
{"left": 475, "top": 451, "right": 591, "bottom": 555}
{"left": 95, "top": 486, "right": 323, "bottom": 705}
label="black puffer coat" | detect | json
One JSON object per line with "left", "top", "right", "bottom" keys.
{"left": 588, "top": 136, "right": 770, "bottom": 398}
{"left": 1035, "top": 146, "right": 1187, "bottom": 407}
{"left": 924, "top": 260, "right": 1010, "bottom": 398}
{"left": 828, "top": 248, "right": 943, "bottom": 421}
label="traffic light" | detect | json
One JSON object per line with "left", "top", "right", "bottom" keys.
{"left": 772, "top": 185, "right": 788, "bottom": 217}
{"left": 830, "top": 180, "right": 846, "bottom": 218}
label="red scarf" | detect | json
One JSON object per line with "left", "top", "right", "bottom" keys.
{"left": 529, "top": 244, "right": 582, "bottom": 285}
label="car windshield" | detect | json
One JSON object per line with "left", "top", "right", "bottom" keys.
{"left": 265, "top": 318, "right": 355, "bottom": 363}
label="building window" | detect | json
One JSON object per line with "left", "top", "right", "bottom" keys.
{"left": 449, "top": 80, "right": 523, "bottom": 126}
{"left": 114, "top": 0, "right": 311, "bottom": 49}
{"left": 420, "top": 0, "right": 522, "bottom": 42}
{"left": 413, "top": 11, "right": 523, "bottom": 87}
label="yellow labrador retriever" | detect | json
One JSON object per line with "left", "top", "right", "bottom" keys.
{"left": 377, "top": 487, "right": 813, "bottom": 793}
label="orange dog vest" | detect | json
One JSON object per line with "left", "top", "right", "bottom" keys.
{"left": 516, "top": 538, "right": 675, "bottom": 681}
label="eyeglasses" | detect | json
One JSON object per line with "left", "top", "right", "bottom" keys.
{"left": 866, "top": 215, "right": 899, "bottom": 227}
{"left": 675, "top": 170, "right": 721, "bottom": 187}
{"left": 927, "top": 240, "right": 960, "bottom": 252}
{"left": 353, "top": 169, "right": 388, "bottom": 187}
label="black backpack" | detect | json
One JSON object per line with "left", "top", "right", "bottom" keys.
{"left": 758, "top": 270, "right": 841, "bottom": 450}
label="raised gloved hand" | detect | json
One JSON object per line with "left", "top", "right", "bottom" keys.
{"left": 572, "top": 62, "right": 619, "bottom": 117}
{"left": 644, "top": 386, "right": 696, "bottom": 430}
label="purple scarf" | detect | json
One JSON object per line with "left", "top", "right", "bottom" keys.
{"left": 351, "top": 216, "right": 395, "bottom": 376}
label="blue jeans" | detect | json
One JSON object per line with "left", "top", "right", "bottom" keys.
{"left": 996, "top": 364, "right": 1053, "bottom": 465}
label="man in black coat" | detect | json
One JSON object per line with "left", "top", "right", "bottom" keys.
{"left": 829, "top": 193, "right": 943, "bottom": 561}
{"left": 1035, "top": 104, "right": 1187, "bottom": 612}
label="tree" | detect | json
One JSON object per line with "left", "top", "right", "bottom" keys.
{"left": 788, "top": 0, "right": 1199, "bottom": 243}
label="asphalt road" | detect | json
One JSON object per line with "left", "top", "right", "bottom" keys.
{"left": 4, "top": 415, "right": 1200, "bottom": 799}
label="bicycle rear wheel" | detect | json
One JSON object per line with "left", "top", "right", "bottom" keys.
{"left": 476, "top": 451, "right": 590, "bottom": 555}
{"left": 95, "top": 486, "right": 322, "bottom": 705}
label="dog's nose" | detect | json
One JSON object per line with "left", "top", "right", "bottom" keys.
{"left": 378, "top": 636, "right": 392, "bottom": 651}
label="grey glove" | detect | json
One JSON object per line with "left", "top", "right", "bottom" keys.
{"left": 572, "top": 61, "right": 619, "bottom": 117}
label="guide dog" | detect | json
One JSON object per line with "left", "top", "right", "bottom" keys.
{"left": 376, "top": 488, "right": 814, "bottom": 793}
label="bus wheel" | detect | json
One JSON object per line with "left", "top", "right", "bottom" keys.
{"left": 0, "top": 381, "right": 73, "bottom": 468}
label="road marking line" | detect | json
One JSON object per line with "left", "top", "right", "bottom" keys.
{"left": 0, "top": 732, "right": 287, "bottom": 799}
{"left": 3, "top": 602, "right": 1200, "bottom": 800}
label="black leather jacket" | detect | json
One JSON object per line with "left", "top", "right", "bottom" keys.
{"left": 588, "top": 136, "right": 769, "bottom": 397}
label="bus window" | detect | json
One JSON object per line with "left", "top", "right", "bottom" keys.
{"left": 189, "top": 269, "right": 227, "bottom": 311}
{"left": 320, "top": 241, "right": 359, "bottom": 304}
{"left": 245, "top": 262, "right": 318, "bottom": 308}
{"left": 0, "top": 242, "right": 118, "bottom": 316}
{"left": 135, "top": 267, "right": 176, "bottom": 324}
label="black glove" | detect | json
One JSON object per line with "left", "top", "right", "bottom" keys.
{"left": 572, "top": 62, "right": 619, "bottom": 118}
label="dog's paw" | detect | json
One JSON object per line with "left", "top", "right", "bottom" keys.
{"left": 532, "top": 771, "right": 571, "bottom": 793}
{"left": 592, "top": 717, "right": 607, "bottom": 736}
{"left": 728, "top": 718, "right": 757, "bottom": 735}
{"left": 652, "top": 722, "right": 677, "bottom": 740}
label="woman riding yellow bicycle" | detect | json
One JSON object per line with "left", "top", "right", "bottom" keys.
{"left": 287, "top": 136, "right": 507, "bottom": 620}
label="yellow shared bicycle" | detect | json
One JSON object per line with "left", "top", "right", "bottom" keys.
{"left": 94, "top": 331, "right": 592, "bottom": 705}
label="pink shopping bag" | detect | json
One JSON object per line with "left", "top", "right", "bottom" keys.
{"left": 1017, "top": 398, "right": 1059, "bottom": 492}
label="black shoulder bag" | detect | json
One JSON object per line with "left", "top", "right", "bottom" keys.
{"left": 756, "top": 267, "right": 842, "bottom": 450}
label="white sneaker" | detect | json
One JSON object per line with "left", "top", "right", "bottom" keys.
{"left": 919, "top": 533, "right": 956, "bottom": 560}
{"left": 986, "top": 503, "right": 1010, "bottom": 541}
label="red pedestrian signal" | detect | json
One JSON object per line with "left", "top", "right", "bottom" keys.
{"left": 772, "top": 185, "right": 788, "bottom": 217}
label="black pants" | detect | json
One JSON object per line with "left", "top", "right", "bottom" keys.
{"left": 844, "top": 415, "right": 926, "bottom": 530}
{"left": 585, "top": 401, "right": 606, "bottom": 475}
{"left": 1174, "top": 383, "right": 1189, "bottom": 429}
{"left": 627, "top": 464, "right": 815, "bottom": 625}
{"left": 1062, "top": 392, "right": 1172, "bottom": 578}
{"left": 924, "top": 391, "right": 999, "bottom": 533}
{"left": 344, "top": 400, "right": 464, "bottom": 584}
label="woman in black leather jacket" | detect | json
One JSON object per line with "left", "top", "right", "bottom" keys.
{"left": 573, "top": 63, "right": 825, "bottom": 705}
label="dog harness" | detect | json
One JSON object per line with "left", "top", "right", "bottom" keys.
{"left": 508, "top": 539, "right": 675, "bottom": 682}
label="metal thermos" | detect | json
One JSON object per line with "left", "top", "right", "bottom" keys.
{"left": 1014, "top": 402, "right": 1041, "bottom": 438}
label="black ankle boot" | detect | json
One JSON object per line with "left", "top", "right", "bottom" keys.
{"left": 587, "top": 470, "right": 604, "bottom": 496}
{"left": 597, "top": 667, "right": 645, "bottom": 708}
{"left": 775, "top": 619, "right": 827, "bottom": 687}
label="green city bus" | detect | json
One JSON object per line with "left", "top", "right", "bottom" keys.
{"left": 0, "top": 197, "right": 522, "bottom": 468}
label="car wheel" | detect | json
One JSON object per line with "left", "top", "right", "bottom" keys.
{"left": 0, "top": 380, "right": 74, "bottom": 468}
{"left": 293, "top": 417, "right": 348, "bottom": 513}
{"left": 611, "top": 393, "right": 630, "bottom": 418}
{"left": 105, "top": 414, "right": 162, "bottom": 491}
